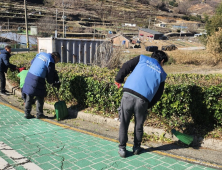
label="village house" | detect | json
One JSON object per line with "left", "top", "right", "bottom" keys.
{"left": 107, "top": 34, "right": 131, "bottom": 48}
{"left": 138, "top": 28, "right": 164, "bottom": 40}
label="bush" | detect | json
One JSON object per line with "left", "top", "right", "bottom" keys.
{"left": 8, "top": 53, "right": 222, "bottom": 127}
{"left": 206, "top": 28, "right": 222, "bottom": 64}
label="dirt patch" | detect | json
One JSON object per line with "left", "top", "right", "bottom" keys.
{"left": 188, "top": 4, "right": 215, "bottom": 15}
{"left": 164, "top": 63, "right": 222, "bottom": 74}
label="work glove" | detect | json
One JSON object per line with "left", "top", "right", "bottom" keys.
{"left": 115, "top": 81, "right": 122, "bottom": 89}
{"left": 53, "top": 81, "right": 61, "bottom": 91}
{"left": 18, "top": 67, "right": 26, "bottom": 72}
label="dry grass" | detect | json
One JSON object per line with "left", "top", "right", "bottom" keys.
{"left": 121, "top": 43, "right": 222, "bottom": 74}
{"left": 116, "top": 37, "right": 222, "bottom": 74}
{"left": 206, "top": 28, "right": 222, "bottom": 65}
{"left": 167, "top": 50, "right": 211, "bottom": 65}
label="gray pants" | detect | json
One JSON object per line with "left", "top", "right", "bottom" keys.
{"left": 25, "top": 95, "right": 44, "bottom": 116}
{"left": 119, "top": 92, "right": 149, "bottom": 149}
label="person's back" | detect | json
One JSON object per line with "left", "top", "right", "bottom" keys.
{"left": 23, "top": 52, "right": 55, "bottom": 97}
{"left": 123, "top": 54, "right": 167, "bottom": 102}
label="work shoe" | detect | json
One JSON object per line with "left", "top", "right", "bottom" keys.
{"left": 0, "top": 92, "right": 8, "bottom": 96}
{"left": 24, "top": 114, "right": 35, "bottom": 119}
{"left": 3, "top": 90, "right": 11, "bottom": 94}
{"left": 36, "top": 114, "right": 47, "bottom": 119}
{"left": 133, "top": 146, "right": 142, "bottom": 155}
{"left": 118, "top": 148, "right": 126, "bottom": 158}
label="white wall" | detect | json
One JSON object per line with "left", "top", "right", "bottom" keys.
{"left": 38, "top": 37, "right": 54, "bottom": 53}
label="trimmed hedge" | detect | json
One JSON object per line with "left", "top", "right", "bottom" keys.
{"left": 7, "top": 53, "right": 222, "bottom": 127}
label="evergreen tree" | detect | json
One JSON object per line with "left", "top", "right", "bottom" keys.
{"left": 205, "top": 2, "right": 222, "bottom": 35}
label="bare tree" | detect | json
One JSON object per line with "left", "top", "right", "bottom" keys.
{"left": 93, "top": 41, "right": 121, "bottom": 69}
{"left": 150, "top": 0, "right": 165, "bottom": 9}
{"left": 184, "top": 23, "right": 198, "bottom": 33}
{"left": 137, "top": 0, "right": 149, "bottom": 5}
{"left": 36, "top": 15, "right": 56, "bottom": 36}
{"left": 178, "top": 0, "right": 191, "bottom": 15}
{"left": 54, "top": 0, "right": 81, "bottom": 8}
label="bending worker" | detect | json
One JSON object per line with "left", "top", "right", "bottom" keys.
{"left": 115, "top": 50, "right": 168, "bottom": 158}
{"left": 23, "top": 52, "right": 61, "bottom": 119}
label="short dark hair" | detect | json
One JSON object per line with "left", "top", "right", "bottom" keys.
{"left": 5, "top": 45, "right": 11, "bottom": 49}
{"left": 151, "top": 50, "right": 168, "bottom": 64}
{"left": 51, "top": 52, "right": 61, "bottom": 59}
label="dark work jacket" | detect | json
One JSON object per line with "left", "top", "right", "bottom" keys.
{"left": 0, "top": 49, "right": 16, "bottom": 73}
{"left": 115, "top": 55, "right": 166, "bottom": 108}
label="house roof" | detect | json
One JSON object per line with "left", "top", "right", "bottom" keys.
{"left": 139, "top": 28, "right": 163, "bottom": 35}
{"left": 107, "top": 34, "right": 131, "bottom": 41}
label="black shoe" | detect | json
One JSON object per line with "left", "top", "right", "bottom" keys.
{"left": 0, "top": 92, "right": 8, "bottom": 96}
{"left": 36, "top": 114, "right": 47, "bottom": 119}
{"left": 3, "top": 90, "right": 11, "bottom": 93}
{"left": 24, "top": 114, "right": 35, "bottom": 119}
{"left": 133, "top": 146, "right": 142, "bottom": 155}
{"left": 118, "top": 148, "right": 126, "bottom": 158}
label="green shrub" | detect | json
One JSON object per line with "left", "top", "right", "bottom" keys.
{"left": 8, "top": 53, "right": 222, "bottom": 127}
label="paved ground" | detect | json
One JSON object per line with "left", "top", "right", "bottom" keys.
{"left": 0, "top": 82, "right": 222, "bottom": 169}
{"left": 0, "top": 102, "right": 219, "bottom": 170}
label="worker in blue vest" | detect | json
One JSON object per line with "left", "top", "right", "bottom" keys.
{"left": 23, "top": 52, "right": 61, "bottom": 119}
{"left": 115, "top": 50, "right": 168, "bottom": 158}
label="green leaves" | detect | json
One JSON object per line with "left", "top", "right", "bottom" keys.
{"left": 8, "top": 53, "right": 222, "bottom": 127}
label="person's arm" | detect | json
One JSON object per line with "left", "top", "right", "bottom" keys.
{"left": 2, "top": 55, "right": 16, "bottom": 70}
{"left": 53, "top": 70, "right": 59, "bottom": 82}
{"left": 148, "top": 82, "right": 165, "bottom": 108}
{"left": 115, "top": 55, "right": 140, "bottom": 83}
{"left": 46, "top": 62, "right": 55, "bottom": 84}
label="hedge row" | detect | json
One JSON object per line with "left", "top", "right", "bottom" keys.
{"left": 7, "top": 53, "right": 222, "bottom": 127}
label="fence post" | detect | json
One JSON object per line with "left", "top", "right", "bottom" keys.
{"left": 84, "top": 42, "right": 87, "bottom": 64}
{"left": 67, "top": 42, "right": 69, "bottom": 63}
{"left": 61, "top": 42, "right": 63, "bottom": 63}
{"left": 73, "top": 42, "right": 75, "bottom": 63}
{"left": 95, "top": 42, "right": 98, "bottom": 64}
{"left": 79, "top": 43, "right": 81, "bottom": 63}
{"left": 90, "top": 42, "right": 92, "bottom": 64}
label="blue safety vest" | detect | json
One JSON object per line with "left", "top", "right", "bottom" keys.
{"left": 29, "top": 52, "right": 54, "bottom": 78}
{"left": 123, "top": 55, "right": 167, "bottom": 102}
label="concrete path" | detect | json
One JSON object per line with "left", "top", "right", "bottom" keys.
{"left": 0, "top": 102, "right": 219, "bottom": 170}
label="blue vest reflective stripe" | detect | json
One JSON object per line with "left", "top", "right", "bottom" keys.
{"left": 123, "top": 55, "right": 167, "bottom": 101}
{"left": 29, "top": 52, "right": 54, "bottom": 78}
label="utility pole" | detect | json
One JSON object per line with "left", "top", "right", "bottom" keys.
{"left": 8, "top": 19, "right": 9, "bottom": 32}
{"left": 24, "top": 0, "right": 29, "bottom": 48}
{"left": 55, "top": 9, "right": 57, "bottom": 38}
{"left": 180, "top": 22, "right": 183, "bottom": 37}
{"left": 148, "top": 17, "right": 151, "bottom": 29}
{"left": 63, "top": 0, "right": 65, "bottom": 38}
{"left": 153, "top": 17, "right": 156, "bottom": 29}
{"left": 93, "top": 23, "right": 95, "bottom": 40}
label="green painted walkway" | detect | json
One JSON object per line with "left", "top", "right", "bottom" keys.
{"left": 0, "top": 104, "right": 216, "bottom": 170}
